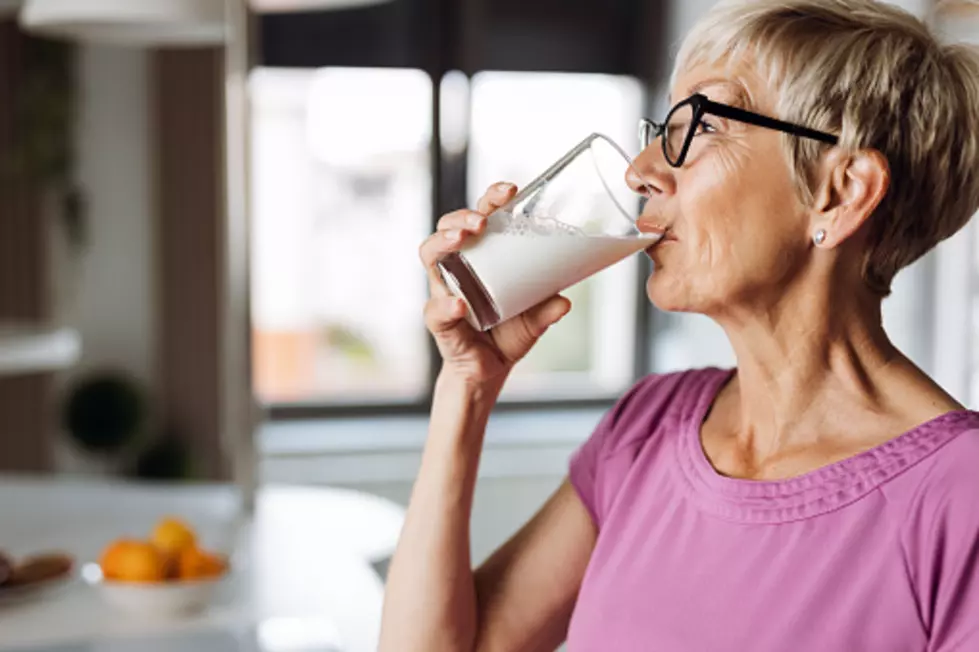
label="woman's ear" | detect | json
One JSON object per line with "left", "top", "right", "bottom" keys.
{"left": 810, "top": 148, "right": 890, "bottom": 248}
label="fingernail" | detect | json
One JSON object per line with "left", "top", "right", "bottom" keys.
{"left": 447, "top": 229, "right": 462, "bottom": 241}
{"left": 495, "top": 182, "right": 515, "bottom": 192}
{"left": 468, "top": 214, "right": 484, "bottom": 228}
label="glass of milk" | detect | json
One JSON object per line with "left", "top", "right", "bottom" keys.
{"left": 437, "top": 133, "right": 660, "bottom": 331}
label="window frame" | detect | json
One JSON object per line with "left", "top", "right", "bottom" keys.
{"left": 256, "top": 1, "right": 662, "bottom": 420}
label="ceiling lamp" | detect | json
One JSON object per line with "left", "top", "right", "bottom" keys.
{"left": 249, "top": 0, "right": 392, "bottom": 13}
{"left": 19, "top": 0, "right": 225, "bottom": 46}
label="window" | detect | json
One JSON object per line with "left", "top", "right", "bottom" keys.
{"left": 252, "top": 66, "right": 648, "bottom": 407}
{"left": 465, "top": 71, "right": 645, "bottom": 399}
{"left": 251, "top": 0, "right": 664, "bottom": 416}
{"left": 250, "top": 67, "right": 432, "bottom": 404}
{"left": 249, "top": 2, "right": 976, "bottom": 423}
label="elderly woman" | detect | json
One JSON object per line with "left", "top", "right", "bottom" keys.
{"left": 380, "top": 0, "right": 979, "bottom": 650}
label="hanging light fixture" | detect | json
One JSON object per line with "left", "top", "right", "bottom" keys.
{"left": 249, "top": 0, "right": 393, "bottom": 13}
{"left": 18, "top": 0, "right": 225, "bottom": 46}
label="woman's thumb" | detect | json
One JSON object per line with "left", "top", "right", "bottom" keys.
{"left": 524, "top": 295, "right": 572, "bottom": 337}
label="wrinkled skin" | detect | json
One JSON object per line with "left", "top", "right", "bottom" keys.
{"left": 630, "top": 62, "right": 819, "bottom": 322}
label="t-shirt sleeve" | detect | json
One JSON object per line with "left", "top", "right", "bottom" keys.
{"left": 569, "top": 372, "right": 684, "bottom": 528}
{"left": 925, "top": 493, "right": 979, "bottom": 651}
{"left": 905, "top": 439, "right": 979, "bottom": 651}
{"left": 568, "top": 406, "right": 612, "bottom": 525}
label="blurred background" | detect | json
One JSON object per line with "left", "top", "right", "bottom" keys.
{"left": 0, "top": 0, "right": 976, "bottom": 650}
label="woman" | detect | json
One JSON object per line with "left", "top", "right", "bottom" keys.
{"left": 380, "top": 0, "right": 979, "bottom": 649}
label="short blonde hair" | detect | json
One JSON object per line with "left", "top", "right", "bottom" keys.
{"left": 675, "top": 0, "right": 979, "bottom": 295}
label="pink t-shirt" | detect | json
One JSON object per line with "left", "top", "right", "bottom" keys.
{"left": 568, "top": 368, "right": 979, "bottom": 651}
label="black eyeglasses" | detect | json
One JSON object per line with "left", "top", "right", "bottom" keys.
{"left": 639, "top": 93, "right": 839, "bottom": 168}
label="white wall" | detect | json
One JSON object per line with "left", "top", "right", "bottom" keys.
{"left": 50, "top": 46, "right": 156, "bottom": 470}
{"left": 50, "top": 46, "right": 155, "bottom": 386}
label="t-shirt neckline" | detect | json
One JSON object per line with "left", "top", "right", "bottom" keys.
{"left": 673, "top": 368, "right": 979, "bottom": 524}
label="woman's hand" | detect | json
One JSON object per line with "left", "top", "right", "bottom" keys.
{"left": 419, "top": 182, "right": 572, "bottom": 386}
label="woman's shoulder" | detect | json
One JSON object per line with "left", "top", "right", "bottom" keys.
{"left": 909, "top": 416, "right": 979, "bottom": 505}
{"left": 596, "top": 366, "right": 731, "bottom": 458}
{"left": 570, "top": 367, "right": 730, "bottom": 526}
{"left": 890, "top": 418, "right": 979, "bottom": 632}
{"left": 882, "top": 413, "right": 979, "bottom": 536}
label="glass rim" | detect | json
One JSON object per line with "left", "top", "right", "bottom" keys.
{"left": 581, "top": 132, "right": 652, "bottom": 229}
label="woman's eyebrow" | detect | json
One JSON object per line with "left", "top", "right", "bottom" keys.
{"left": 674, "top": 78, "right": 754, "bottom": 108}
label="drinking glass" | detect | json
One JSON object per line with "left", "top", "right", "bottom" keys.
{"left": 437, "top": 133, "right": 659, "bottom": 331}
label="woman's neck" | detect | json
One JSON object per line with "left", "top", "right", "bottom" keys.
{"left": 710, "top": 279, "right": 927, "bottom": 461}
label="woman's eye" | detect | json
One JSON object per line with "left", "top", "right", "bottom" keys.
{"left": 694, "top": 119, "right": 717, "bottom": 135}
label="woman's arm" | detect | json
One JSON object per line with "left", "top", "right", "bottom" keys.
{"left": 379, "top": 373, "right": 597, "bottom": 652}
{"left": 473, "top": 478, "right": 596, "bottom": 651}
{"left": 379, "top": 375, "right": 498, "bottom": 651}
{"left": 383, "top": 180, "right": 593, "bottom": 651}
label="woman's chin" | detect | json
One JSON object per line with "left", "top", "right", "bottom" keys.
{"left": 646, "top": 274, "right": 690, "bottom": 313}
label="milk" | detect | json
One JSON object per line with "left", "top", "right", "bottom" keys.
{"left": 457, "top": 210, "right": 658, "bottom": 324}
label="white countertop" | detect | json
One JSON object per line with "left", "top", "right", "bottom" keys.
{"left": 0, "top": 476, "right": 406, "bottom": 652}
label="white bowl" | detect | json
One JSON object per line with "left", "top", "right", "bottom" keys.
{"left": 82, "top": 563, "right": 227, "bottom": 618}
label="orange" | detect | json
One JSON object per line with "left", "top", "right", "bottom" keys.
{"left": 99, "top": 539, "right": 166, "bottom": 583}
{"left": 151, "top": 517, "right": 197, "bottom": 557}
{"left": 177, "top": 545, "right": 227, "bottom": 580}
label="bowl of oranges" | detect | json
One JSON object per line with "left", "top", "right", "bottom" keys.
{"left": 87, "top": 516, "right": 230, "bottom": 617}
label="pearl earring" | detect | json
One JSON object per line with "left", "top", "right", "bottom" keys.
{"left": 813, "top": 229, "right": 827, "bottom": 246}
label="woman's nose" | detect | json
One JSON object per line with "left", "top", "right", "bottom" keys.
{"left": 626, "top": 144, "right": 676, "bottom": 199}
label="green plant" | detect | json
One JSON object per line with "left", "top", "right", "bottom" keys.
{"left": 62, "top": 372, "right": 147, "bottom": 454}
{"left": 130, "top": 435, "right": 194, "bottom": 481}
{"left": 61, "top": 371, "right": 205, "bottom": 481}
{"left": 3, "top": 35, "right": 85, "bottom": 247}
{"left": 323, "top": 323, "right": 376, "bottom": 363}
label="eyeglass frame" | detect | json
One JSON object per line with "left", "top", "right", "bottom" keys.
{"left": 639, "top": 93, "right": 839, "bottom": 168}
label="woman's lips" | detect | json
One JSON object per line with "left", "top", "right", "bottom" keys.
{"left": 644, "top": 230, "right": 676, "bottom": 256}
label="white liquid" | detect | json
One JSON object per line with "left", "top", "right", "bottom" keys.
{"left": 459, "top": 213, "right": 658, "bottom": 322}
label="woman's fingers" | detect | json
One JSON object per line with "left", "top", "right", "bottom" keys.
{"left": 424, "top": 295, "right": 468, "bottom": 334}
{"left": 421, "top": 208, "right": 495, "bottom": 271}
{"left": 419, "top": 227, "right": 472, "bottom": 271}
{"left": 476, "top": 182, "right": 517, "bottom": 215}
{"left": 422, "top": 182, "right": 516, "bottom": 270}
{"left": 520, "top": 295, "right": 572, "bottom": 338}
{"left": 419, "top": 181, "right": 516, "bottom": 307}
{"left": 490, "top": 295, "right": 571, "bottom": 361}
{"left": 436, "top": 209, "right": 487, "bottom": 232}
